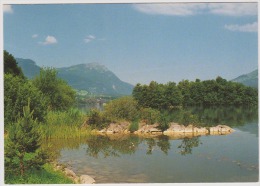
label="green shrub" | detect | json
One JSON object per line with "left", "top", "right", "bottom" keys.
{"left": 139, "top": 107, "right": 161, "bottom": 124}
{"left": 87, "top": 109, "right": 109, "bottom": 129}
{"left": 157, "top": 113, "right": 170, "bottom": 131}
{"left": 104, "top": 96, "right": 138, "bottom": 121}
{"left": 129, "top": 120, "right": 139, "bottom": 132}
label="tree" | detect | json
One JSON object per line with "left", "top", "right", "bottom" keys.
{"left": 4, "top": 50, "right": 24, "bottom": 78}
{"left": 32, "top": 67, "right": 76, "bottom": 111}
{"left": 5, "top": 102, "right": 48, "bottom": 176}
{"left": 4, "top": 74, "right": 47, "bottom": 128}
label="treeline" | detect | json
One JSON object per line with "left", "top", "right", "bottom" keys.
{"left": 132, "top": 77, "right": 258, "bottom": 110}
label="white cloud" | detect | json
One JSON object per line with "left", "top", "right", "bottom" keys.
{"left": 225, "top": 22, "right": 258, "bottom": 33}
{"left": 3, "top": 5, "right": 13, "bottom": 14}
{"left": 84, "top": 35, "right": 96, "bottom": 43}
{"left": 40, "top": 35, "right": 57, "bottom": 45}
{"left": 133, "top": 3, "right": 257, "bottom": 17}
{"left": 133, "top": 3, "right": 207, "bottom": 16}
{"left": 32, "top": 34, "right": 38, "bottom": 38}
{"left": 208, "top": 3, "right": 257, "bottom": 16}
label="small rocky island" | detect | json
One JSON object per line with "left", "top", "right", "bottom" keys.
{"left": 91, "top": 122, "right": 234, "bottom": 137}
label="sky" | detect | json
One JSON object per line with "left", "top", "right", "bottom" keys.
{"left": 3, "top": 2, "right": 258, "bottom": 85}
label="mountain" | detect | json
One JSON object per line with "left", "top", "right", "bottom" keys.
{"left": 16, "top": 58, "right": 41, "bottom": 79}
{"left": 57, "top": 63, "right": 134, "bottom": 96}
{"left": 16, "top": 58, "right": 134, "bottom": 96}
{"left": 231, "top": 69, "right": 258, "bottom": 89}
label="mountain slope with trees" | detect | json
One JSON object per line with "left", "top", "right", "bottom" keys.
{"left": 57, "top": 63, "right": 134, "bottom": 96}
{"left": 16, "top": 58, "right": 134, "bottom": 96}
{"left": 231, "top": 69, "right": 258, "bottom": 88}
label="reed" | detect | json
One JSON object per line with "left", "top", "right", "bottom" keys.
{"left": 39, "top": 108, "right": 91, "bottom": 139}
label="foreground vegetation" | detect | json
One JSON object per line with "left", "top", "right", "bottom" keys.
{"left": 4, "top": 50, "right": 82, "bottom": 183}
{"left": 5, "top": 163, "right": 73, "bottom": 184}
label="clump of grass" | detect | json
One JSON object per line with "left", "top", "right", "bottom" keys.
{"left": 5, "top": 163, "right": 73, "bottom": 184}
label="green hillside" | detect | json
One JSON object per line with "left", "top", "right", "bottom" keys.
{"left": 16, "top": 58, "right": 41, "bottom": 79}
{"left": 57, "top": 63, "right": 134, "bottom": 96}
{"left": 231, "top": 69, "right": 258, "bottom": 89}
{"left": 16, "top": 59, "right": 134, "bottom": 96}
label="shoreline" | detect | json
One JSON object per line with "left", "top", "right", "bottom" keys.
{"left": 91, "top": 122, "right": 234, "bottom": 137}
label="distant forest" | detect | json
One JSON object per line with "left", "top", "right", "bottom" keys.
{"left": 133, "top": 77, "right": 258, "bottom": 110}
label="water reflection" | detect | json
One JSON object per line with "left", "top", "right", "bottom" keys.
{"left": 177, "top": 137, "right": 201, "bottom": 155}
{"left": 85, "top": 135, "right": 140, "bottom": 158}
{"left": 186, "top": 106, "right": 258, "bottom": 127}
{"left": 84, "top": 134, "right": 202, "bottom": 157}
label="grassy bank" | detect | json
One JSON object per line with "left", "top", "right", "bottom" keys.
{"left": 5, "top": 163, "right": 74, "bottom": 184}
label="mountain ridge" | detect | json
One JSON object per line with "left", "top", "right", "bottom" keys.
{"left": 231, "top": 69, "right": 258, "bottom": 88}
{"left": 16, "top": 58, "right": 134, "bottom": 96}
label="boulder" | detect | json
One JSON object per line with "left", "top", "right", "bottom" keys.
{"left": 216, "top": 125, "right": 234, "bottom": 134}
{"left": 165, "top": 123, "right": 185, "bottom": 133}
{"left": 79, "top": 175, "right": 96, "bottom": 184}
{"left": 64, "top": 168, "right": 77, "bottom": 179}
{"left": 209, "top": 126, "right": 219, "bottom": 133}
{"left": 194, "top": 127, "right": 209, "bottom": 134}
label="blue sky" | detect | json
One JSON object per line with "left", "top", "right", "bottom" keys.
{"left": 3, "top": 2, "right": 258, "bottom": 85}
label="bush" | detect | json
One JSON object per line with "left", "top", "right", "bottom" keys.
{"left": 157, "top": 113, "right": 170, "bottom": 131}
{"left": 104, "top": 96, "right": 138, "bottom": 121}
{"left": 87, "top": 109, "right": 109, "bottom": 129}
{"left": 139, "top": 107, "right": 161, "bottom": 124}
{"left": 129, "top": 120, "right": 139, "bottom": 132}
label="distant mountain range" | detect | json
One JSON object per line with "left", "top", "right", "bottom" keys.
{"left": 16, "top": 58, "right": 258, "bottom": 95}
{"left": 231, "top": 69, "right": 258, "bottom": 89}
{"left": 16, "top": 58, "right": 134, "bottom": 96}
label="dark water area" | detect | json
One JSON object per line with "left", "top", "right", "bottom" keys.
{"left": 53, "top": 106, "right": 258, "bottom": 183}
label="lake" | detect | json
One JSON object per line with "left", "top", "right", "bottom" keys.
{"left": 54, "top": 107, "right": 258, "bottom": 183}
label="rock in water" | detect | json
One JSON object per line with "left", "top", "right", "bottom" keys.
{"left": 64, "top": 168, "right": 77, "bottom": 179}
{"left": 80, "top": 175, "right": 96, "bottom": 184}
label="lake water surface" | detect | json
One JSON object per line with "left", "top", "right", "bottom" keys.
{"left": 56, "top": 107, "right": 259, "bottom": 183}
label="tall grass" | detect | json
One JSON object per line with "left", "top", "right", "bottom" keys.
{"left": 39, "top": 108, "right": 91, "bottom": 139}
